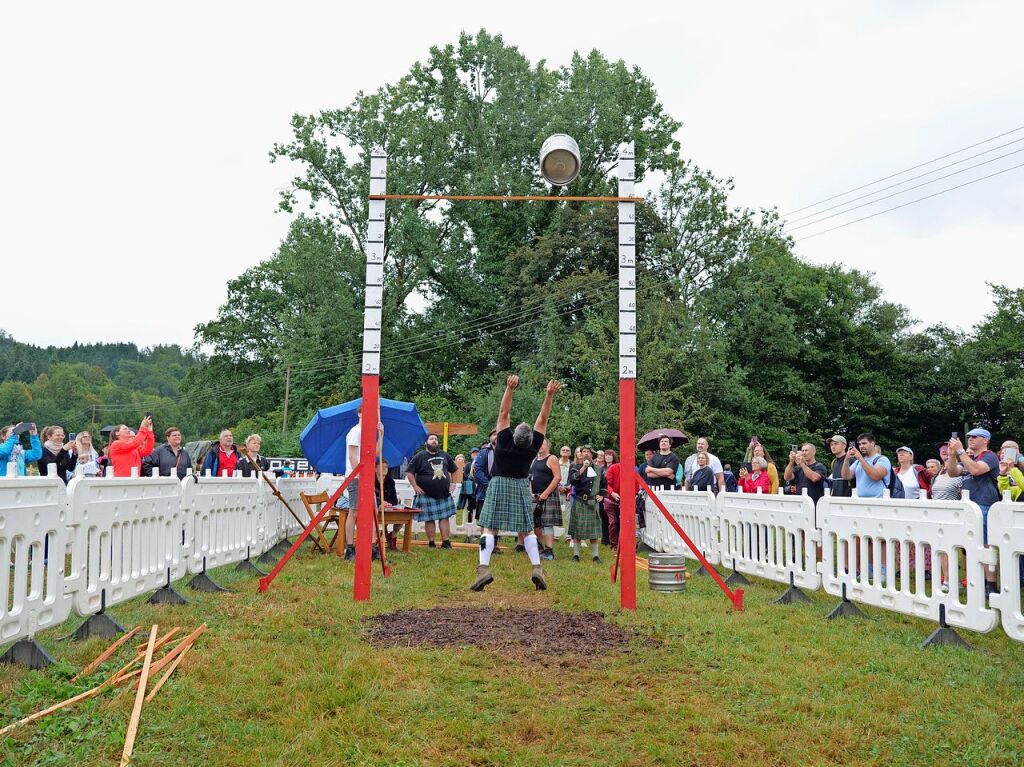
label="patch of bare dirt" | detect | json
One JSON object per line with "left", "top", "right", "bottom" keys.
{"left": 363, "top": 607, "right": 632, "bottom": 657}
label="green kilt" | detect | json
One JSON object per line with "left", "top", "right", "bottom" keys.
{"left": 534, "top": 493, "right": 563, "bottom": 528}
{"left": 568, "top": 498, "right": 602, "bottom": 540}
{"left": 413, "top": 494, "right": 456, "bottom": 523}
{"left": 479, "top": 476, "right": 534, "bottom": 533}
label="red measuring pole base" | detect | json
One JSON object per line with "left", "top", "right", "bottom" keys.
{"left": 637, "top": 475, "right": 744, "bottom": 612}
{"left": 354, "top": 375, "right": 380, "bottom": 602}
{"left": 618, "top": 378, "right": 637, "bottom": 611}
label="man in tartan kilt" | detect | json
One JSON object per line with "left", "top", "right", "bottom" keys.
{"left": 406, "top": 434, "right": 459, "bottom": 548}
{"left": 568, "top": 446, "right": 607, "bottom": 562}
{"left": 529, "top": 438, "right": 563, "bottom": 560}
{"left": 470, "top": 375, "right": 562, "bottom": 592}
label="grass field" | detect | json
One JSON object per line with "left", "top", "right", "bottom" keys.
{"left": 2, "top": 541, "right": 1023, "bottom": 767}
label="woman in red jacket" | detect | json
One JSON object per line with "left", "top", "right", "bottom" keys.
{"left": 603, "top": 449, "right": 621, "bottom": 550}
{"left": 109, "top": 417, "right": 155, "bottom": 477}
{"left": 740, "top": 456, "right": 772, "bottom": 494}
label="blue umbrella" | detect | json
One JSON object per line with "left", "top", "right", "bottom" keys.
{"left": 299, "top": 397, "right": 428, "bottom": 474}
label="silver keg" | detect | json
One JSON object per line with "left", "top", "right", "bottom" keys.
{"left": 648, "top": 553, "right": 687, "bottom": 592}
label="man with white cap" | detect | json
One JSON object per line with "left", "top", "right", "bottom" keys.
{"left": 947, "top": 427, "right": 1000, "bottom": 593}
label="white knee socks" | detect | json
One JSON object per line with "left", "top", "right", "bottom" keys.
{"left": 524, "top": 533, "right": 541, "bottom": 566}
{"left": 479, "top": 534, "right": 495, "bottom": 566}
{"left": 592, "top": 542, "right": 600, "bottom": 558}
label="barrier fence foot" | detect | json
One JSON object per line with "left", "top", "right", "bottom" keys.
{"left": 148, "top": 568, "right": 189, "bottom": 605}
{"left": 71, "top": 612, "right": 126, "bottom": 641}
{"left": 0, "top": 639, "right": 54, "bottom": 670}
{"left": 235, "top": 559, "right": 266, "bottom": 576}
{"left": 725, "top": 570, "right": 750, "bottom": 587}
{"left": 774, "top": 585, "right": 811, "bottom": 605}
{"left": 189, "top": 571, "right": 228, "bottom": 593}
{"left": 920, "top": 604, "right": 972, "bottom": 650}
{"left": 826, "top": 585, "right": 865, "bottom": 620}
{"left": 273, "top": 539, "right": 292, "bottom": 554}
{"left": 149, "top": 586, "right": 189, "bottom": 605}
{"left": 920, "top": 626, "right": 972, "bottom": 650}
{"left": 693, "top": 564, "right": 718, "bottom": 577}
{"left": 257, "top": 550, "right": 279, "bottom": 566}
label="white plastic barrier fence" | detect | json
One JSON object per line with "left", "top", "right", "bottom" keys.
{"left": 818, "top": 495, "right": 998, "bottom": 634}
{"left": 67, "top": 476, "right": 184, "bottom": 616}
{"left": 0, "top": 477, "right": 70, "bottom": 644}
{"left": 718, "top": 491, "right": 820, "bottom": 589}
{"left": 642, "top": 489, "right": 720, "bottom": 565}
{"left": 987, "top": 500, "right": 1024, "bottom": 643}
{"left": 182, "top": 476, "right": 260, "bottom": 573}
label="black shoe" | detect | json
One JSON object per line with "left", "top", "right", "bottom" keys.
{"left": 428, "top": 540, "right": 437, "bottom": 548}
{"left": 572, "top": 554, "right": 580, "bottom": 562}
{"left": 593, "top": 556, "right": 601, "bottom": 564}
{"left": 541, "top": 547, "right": 554, "bottom": 561}
{"left": 440, "top": 540, "right": 452, "bottom": 549}
{"left": 514, "top": 544, "right": 526, "bottom": 553}
{"left": 343, "top": 545, "right": 355, "bottom": 561}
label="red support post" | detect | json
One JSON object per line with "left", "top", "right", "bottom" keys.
{"left": 618, "top": 378, "right": 637, "bottom": 610}
{"left": 637, "top": 475, "right": 744, "bottom": 611}
{"left": 258, "top": 464, "right": 361, "bottom": 593}
{"left": 354, "top": 375, "right": 380, "bottom": 601}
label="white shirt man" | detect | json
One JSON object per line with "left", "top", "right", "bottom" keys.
{"left": 683, "top": 437, "right": 724, "bottom": 489}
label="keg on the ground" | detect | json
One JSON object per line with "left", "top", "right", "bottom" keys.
{"left": 648, "top": 553, "right": 687, "bottom": 592}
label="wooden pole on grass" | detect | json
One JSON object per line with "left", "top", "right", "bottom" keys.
{"left": 120, "top": 624, "right": 158, "bottom": 766}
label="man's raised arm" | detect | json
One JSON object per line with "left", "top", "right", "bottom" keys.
{"left": 496, "top": 375, "right": 519, "bottom": 432}
{"left": 534, "top": 380, "right": 562, "bottom": 435}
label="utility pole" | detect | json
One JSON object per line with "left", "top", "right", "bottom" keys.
{"left": 282, "top": 366, "right": 291, "bottom": 433}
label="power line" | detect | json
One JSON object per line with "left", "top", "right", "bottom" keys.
{"left": 783, "top": 124, "right": 1024, "bottom": 216}
{"left": 786, "top": 146, "right": 1024, "bottom": 232}
{"left": 89, "top": 276, "right": 622, "bottom": 412}
{"left": 785, "top": 136, "right": 1024, "bottom": 225}
{"left": 794, "top": 161, "right": 1024, "bottom": 242}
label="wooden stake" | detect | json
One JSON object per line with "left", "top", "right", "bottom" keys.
{"left": 116, "top": 624, "right": 207, "bottom": 686}
{"left": 120, "top": 624, "right": 158, "bottom": 766}
{"left": 135, "top": 626, "right": 181, "bottom": 653}
{"left": 144, "top": 644, "right": 191, "bottom": 704}
{"left": 72, "top": 626, "right": 141, "bottom": 681}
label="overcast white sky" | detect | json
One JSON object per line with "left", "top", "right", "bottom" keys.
{"left": 2, "top": 1, "right": 1022, "bottom": 349}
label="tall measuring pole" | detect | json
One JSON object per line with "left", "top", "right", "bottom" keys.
{"left": 355, "top": 149, "right": 387, "bottom": 601}
{"left": 617, "top": 144, "right": 637, "bottom": 611}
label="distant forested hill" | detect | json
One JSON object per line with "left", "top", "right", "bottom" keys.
{"left": 0, "top": 330, "right": 200, "bottom": 437}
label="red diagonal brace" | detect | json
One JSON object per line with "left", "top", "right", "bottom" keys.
{"left": 258, "top": 462, "right": 362, "bottom": 593}
{"left": 637, "top": 476, "right": 744, "bottom": 611}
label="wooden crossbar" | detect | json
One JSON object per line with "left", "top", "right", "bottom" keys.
{"left": 369, "top": 194, "right": 643, "bottom": 202}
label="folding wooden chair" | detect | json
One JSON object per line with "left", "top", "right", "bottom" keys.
{"left": 299, "top": 491, "right": 340, "bottom": 554}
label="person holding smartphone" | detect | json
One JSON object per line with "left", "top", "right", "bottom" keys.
{"left": 998, "top": 440, "right": 1024, "bottom": 501}
{"left": 0, "top": 422, "right": 42, "bottom": 477}
{"left": 109, "top": 416, "right": 156, "bottom": 477}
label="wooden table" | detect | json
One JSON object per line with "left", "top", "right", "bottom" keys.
{"left": 334, "top": 507, "right": 415, "bottom": 556}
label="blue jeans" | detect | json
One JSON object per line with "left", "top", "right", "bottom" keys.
{"left": 979, "top": 504, "right": 991, "bottom": 545}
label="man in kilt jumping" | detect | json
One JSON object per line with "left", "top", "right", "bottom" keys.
{"left": 406, "top": 434, "right": 459, "bottom": 548}
{"left": 470, "top": 375, "right": 562, "bottom": 592}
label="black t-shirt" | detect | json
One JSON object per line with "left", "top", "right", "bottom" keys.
{"left": 647, "top": 452, "right": 680, "bottom": 489}
{"left": 829, "top": 457, "right": 854, "bottom": 497}
{"left": 530, "top": 456, "right": 556, "bottom": 494}
{"left": 406, "top": 449, "right": 457, "bottom": 499}
{"left": 792, "top": 462, "right": 828, "bottom": 503}
{"left": 492, "top": 426, "right": 544, "bottom": 479}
